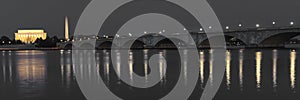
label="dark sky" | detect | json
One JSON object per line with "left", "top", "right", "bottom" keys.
{"left": 0, "top": 0, "right": 300, "bottom": 38}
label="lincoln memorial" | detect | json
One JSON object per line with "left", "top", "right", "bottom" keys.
{"left": 15, "top": 29, "right": 47, "bottom": 44}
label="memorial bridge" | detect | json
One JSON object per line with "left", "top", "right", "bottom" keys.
{"left": 58, "top": 25, "right": 300, "bottom": 49}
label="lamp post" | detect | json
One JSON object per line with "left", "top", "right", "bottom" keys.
{"left": 238, "top": 23, "right": 242, "bottom": 30}
{"left": 225, "top": 26, "right": 229, "bottom": 30}
{"left": 290, "top": 21, "right": 294, "bottom": 26}
{"left": 272, "top": 21, "right": 276, "bottom": 28}
{"left": 199, "top": 28, "right": 203, "bottom": 32}
{"left": 256, "top": 24, "right": 260, "bottom": 28}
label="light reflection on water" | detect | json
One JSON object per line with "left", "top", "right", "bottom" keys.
{"left": 199, "top": 51, "right": 204, "bottom": 88}
{"left": 0, "top": 49, "right": 299, "bottom": 99}
{"left": 15, "top": 50, "right": 47, "bottom": 97}
{"left": 290, "top": 50, "right": 296, "bottom": 91}
{"left": 273, "top": 49, "right": 278, "bottom": 90}
{"left": 256, "top": 51, "right": 262, "bottom": 89}
{"left": 239, "top": 49, "right": 244, "bottom": 91}
{"left": 209, "top": 49, "right": 214, "bottom": 86}
{"left": 98, "top": 49, "right": 299, "bottom": 92}
{"left": 226, "top": 50, "right": 231, "bottom": 90}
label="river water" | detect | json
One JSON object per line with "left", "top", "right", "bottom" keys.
{"left": 0, "top": 49, "right": 299, "bottom": 100}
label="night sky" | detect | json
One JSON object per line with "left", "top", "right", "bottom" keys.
{"left": 0, "top": 0, "right": 300, "bottom": 38}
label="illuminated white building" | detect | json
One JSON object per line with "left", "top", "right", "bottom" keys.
{"left": 15, "top": 29, "right": 47, "bottom": 44}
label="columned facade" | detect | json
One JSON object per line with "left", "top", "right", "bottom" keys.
{"left": 15, "top": 29, "right": 47, "bottom": 44}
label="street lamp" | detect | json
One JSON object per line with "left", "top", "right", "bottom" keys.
{"left": 199, "top": 28, "right": 203, "bottom": 31}
{"left": 256, "top": 24, "right": 260, "bottom": 28}
{"left": 225, "top": 26, "right": 229, "bottom": 30}
{"left": 238, "top": 24, "right": 242, "bottom": 27}
{"left": 290, "top": 21, "right": 294, "bottom": 26}
{"left": 209, "top": 26, "right": 212, "bottom": 29}
{"left": 272, "top": 21, "right": 276, "bottom": 27}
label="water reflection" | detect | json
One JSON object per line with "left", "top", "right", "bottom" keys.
{"left": 129, "top": 51, "right": 133, "bottom": 85}
{"left": 16, "top": 50, "right": 47, "bottom": 97}
{"left": 256, "top": 51, "right": 262, "bottom": 89}
{"left": 144, "top": 49, "right": 148, "bottom": 82}
{"left": 199, "top": 51, "right": 204, "bottom": 87}
{"left": 209, "top": 49, "right": 214, "bottom": 86}
{"left": 226, "top": 50, "right": 231, "bottom": 90}
{"left": 183, "top": 50, "right": 188, "bottom": 85}
{"left": 290, "top": 50, "right": 296, "bottom": 91}
{"left": 0, "top": 49, "right": 299, "bottom": 99}
{"left": 60, "top": 50, "right": 73, "bottom": 88}
{"left": 2, "top": 51, "right": 6, "bottom": 83}
{"left": 104, "top": 50, "right": 110, "bottom": 82}
{"left": 273, "top": 49, "right": 278, "bottom": 90}
{"left": 116, "top": 50, "right": 121, "bottom": 80}
{"left": 239, "top": 49, "right": 244, "bottom": 91}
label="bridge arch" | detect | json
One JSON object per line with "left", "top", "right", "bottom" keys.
{"left": 123, "top": 39, "right": 146, "bottom": 49}
{"left": 97, "top": 41, "right": 117, "bottom": 49}
{"left": 199, "top": 35, "right": 246, "bottom": 47}
{"left": 155, "top": 38, "right": 187, "bottom": 48}
{"left": 259, "top": 32, "right": 300, "bottom": 45}
{"left": 64, "top": 43, "right": 73, "bottom": 50}
{"left": 79, "top": 43, "right": 94, "bottom": 50}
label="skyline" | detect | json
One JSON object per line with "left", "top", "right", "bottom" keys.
{"left": 1, "top": 0, "right": 300, "bottom": 38}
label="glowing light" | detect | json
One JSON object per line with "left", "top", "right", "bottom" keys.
{"left": 256, "top": 24, "right": 260, "bottom": 28}
{"left": 256, "top": 51, "right": 262, "bottom": 89}
{"left": 225, "top": 26, "right": 229, "bottom": 30}
{"left": 290, "top": 50, "right": 296, "bottom": 90}
{"left": 273, "top": 49, "right": 277, "bottom": 89}
{"left": 290, "top": 22, "right": 294, "bottom": 26}
{"left": 239, "top": 49, "right": 244, "bottom": 90}
{"left": 129, "top": 51, "right": 133, "bottom": 85}
{"left": 226, "top": 50, "right": 231, "bottom": 89}
{"left": 238, "top": 24, "right": 242, "bottom": 27}
{"left": 199, "top": 51, "right": 205, "bottom": 86}
{"left": 200, "top": 28, "right": 203, "bottom": 31}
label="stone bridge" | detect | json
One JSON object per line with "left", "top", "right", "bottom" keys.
{"left": 58, "top": 27, "right": 300, "bottom": 49}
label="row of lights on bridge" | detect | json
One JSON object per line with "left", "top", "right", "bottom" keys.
{"left": 225, "top": 21, "right": 295, "bottom": 30}
{"left": 107, "top": 21, "right": 296, "bottom": 37}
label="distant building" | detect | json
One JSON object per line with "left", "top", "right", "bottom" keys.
{"left": 15, "top": 29, "right": 47, "bottom": 44}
